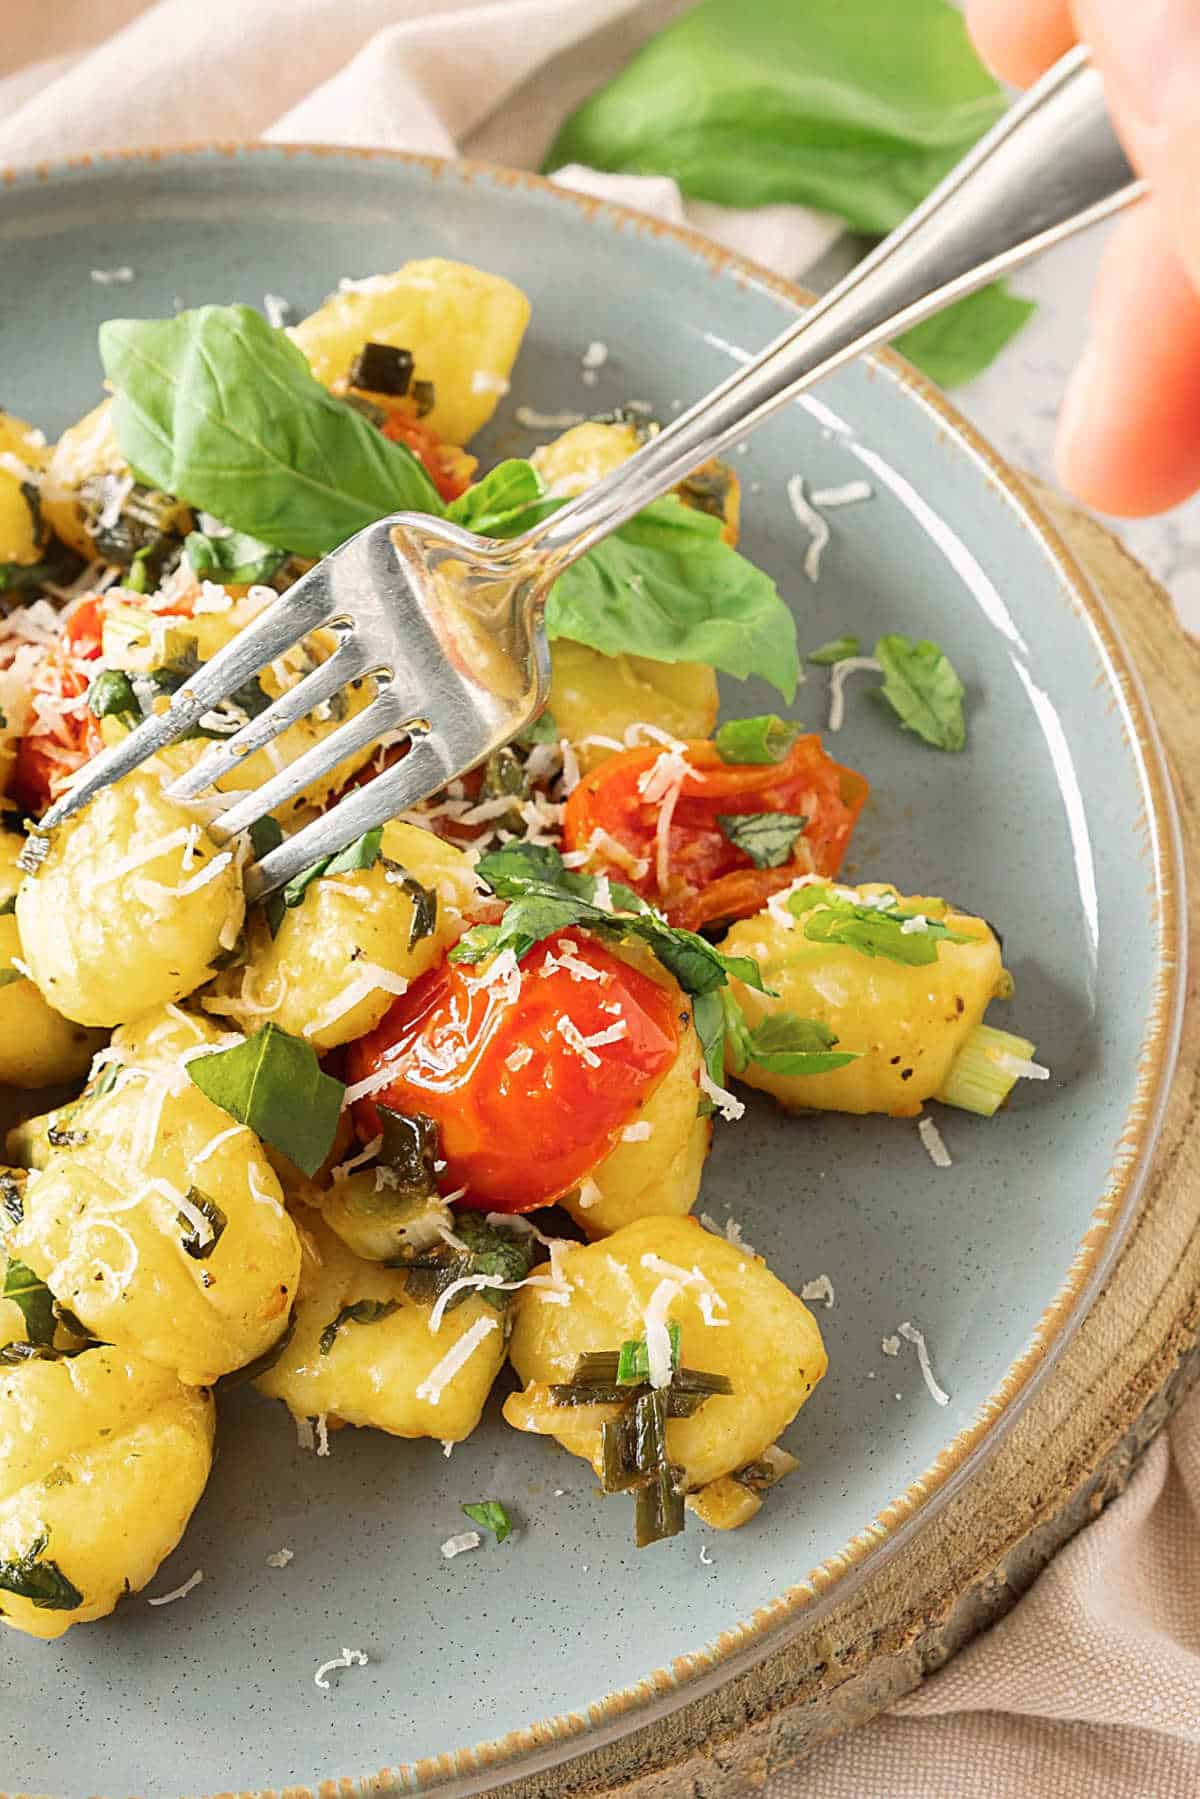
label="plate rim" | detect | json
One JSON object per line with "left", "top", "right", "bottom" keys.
{"left": 0, "top": 141, "right": 1186, "bottom": 1799}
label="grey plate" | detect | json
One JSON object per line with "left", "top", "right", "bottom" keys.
{"left": 0, "top": 148, "right": 1183, "bottom": 1799}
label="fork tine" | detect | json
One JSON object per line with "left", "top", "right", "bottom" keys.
{"left": 38, "top": 575, "right": 338, "bottom": 832}
{"left": 243, "top": 734, "right": 453, "bottom": 901}
{"left": 165, "top": 635, "right": 377, "bottom": 802}
{"left": 208, "top": 683, "right": 410, "bottom": 841}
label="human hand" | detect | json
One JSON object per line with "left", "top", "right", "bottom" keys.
{"left": 966, "top": 0, "right": 1200, "bottom": 515}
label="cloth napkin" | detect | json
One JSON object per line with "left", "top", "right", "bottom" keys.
{"left": 2, "top": 4, "right": 1199, "bottom": 1795}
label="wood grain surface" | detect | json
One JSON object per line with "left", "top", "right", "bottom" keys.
{"left": 494, "top": 489, "right": 1200, "bottom": 1799}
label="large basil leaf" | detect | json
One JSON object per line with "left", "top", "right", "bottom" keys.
{"left": 186, "top": 1023, "right": 345, "bottom": 1177}
{"left": 100, "top": 305, "right": 445, "bottom": 559}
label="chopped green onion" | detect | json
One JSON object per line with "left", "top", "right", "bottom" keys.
{"left": 617, "top": 1322, "right": 680, "bottom": 1385}
{"left": 934, "top": 1022, "right": 1038, "bottom": 1117}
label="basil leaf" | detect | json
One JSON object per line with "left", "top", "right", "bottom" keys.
{"left": 100, "top": 305, "right": 445, "bottom": 559}
{"left": 3, "top": 1257, "right": 55, "bottom": 1347}
{"left": 186, "top": 1023, "right": 344, "bottom": 1177}
{"left": 185, "top": 529, "right": 286, "bottom": 586}
{"left": 713, "top": 714, "right": 801, "bottom": 765}
{"left": 462, "top": 1500, "right": 513, "bottom": 1544}
{"left": 715, "top": 811, "right": 807, "bottom": 869}
{"left": 739, "top": 1009, "right": 858, "bottom": 1075}
{"left": 545, "top": 0, "right": 1005, "bottom": 235}
{"left": 319, "top": 1298, "right": 400, "bottom": 1357}
{"left": 787, "top": 884, "right": 971, "bottom": 966}
{"left": 379, "top": 863, "right": 438, "bottom": 951}
{"left": 280, "top": 827, "right": 383, "bottom": 912}
{"left": 0, "top": 1532, "right": 82, "bottom": 1612}
{"left": 874, "top": 633, "right": 966, "bottom": 751}
{"left": 87, "top": 668, "right": 139, "bottom": 723}
{"left": 895, "top": 284, "right": 1037, "bottom": 390}
{"left": 807, "top": 635, "right": 860, "bottom": 666}
{"left": 375, "top": 1107, "right": 440, "bottom": 1201}
{"left": 545, "top": 497, "right": 798, "bottom": 699}
{"left": 455, "top": 1212, "right": 537, "bottom": 1297}
{"left": 447, "top": 460, "right": 554, "bottom": 538}
{"left": 516, "top": 710, "right": 558, "bottom": 747}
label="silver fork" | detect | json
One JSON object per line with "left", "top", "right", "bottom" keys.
{"left": 39, "top": 47, "right": 1143, "bottom": 901}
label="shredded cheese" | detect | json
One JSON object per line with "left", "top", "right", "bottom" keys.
{"left": 265, "top": 1547, "right": 294, "bottom": 1568}
{"left": 881, "top": 1335, "right": 901, "bottom": 1357}
{"left": 643, "top": 1278, "right": 682, "bottom": 1389}
{"left": 440, "top": 1531, "right": 482, "bottom": 1559}
{"left": 330, "top": 1136, "right": 383, "bottom": 1183}
{"left": 786, "top": 475, "right": 830, "bottom": 582}
{"left": 305, "top": 963, "right": 409, "bottom": 1037}
{"left": 147, "top": 1569, "right": 203, "bottom": 1606}
{"left": 416, "top": 1316, "right": 500, "bottom": 1404}
{"left": 505, "top": 1045, "right": 534, "bottom": 1073}
{"left": 699, "top": 1545, "right": 715, "bottom": 1566}
{"left": 918, "top": 1114, "right": 953, "bottom": 1169}
{"left": 988, "top": 1051, "right": 1052, "bottom": 1081}
{"left": 827, "top": 656, "right": 884, "bottom": 733}
{"left": 313, "top": 1647, "right": 368, "bottom": 1690}
{"left": 898, "top": 1320, "right": 951, "bottom": 1406}
{"left": 698, "top": 1063, "right": 746, "bottom": 1122}
{"left": 342, "top": 1063, "right": 402, "bottom": 1108}
{"left": 555, "top": 1014, "right": 601, "bottom": 1068}
{"left": 315, "top": 1415, "right": 331, "bottom": 1457}
{"left": 900, "top": 914, "right": 929, "bottom": 934}
{"left": 810, "top": 480, "right": 873, "bottom": 508}
{"left": 621, "top": 1121, "right": 653, "bottom": 1143}
{"left": 577, "top": 1177, "right": 602, "bottom": 1211}
{"left": 801, "top": 1274, "right": 836, "bottom": 1309}
{"left": 514, "top": 404, "right": 585, "bottom": 429}
{"left": 263, "top": 292, "right": 291, "bottom": 328}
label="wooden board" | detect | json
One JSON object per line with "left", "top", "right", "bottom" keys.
{"left": 499, "top": 489, "right": 1200, "bottom": 1797}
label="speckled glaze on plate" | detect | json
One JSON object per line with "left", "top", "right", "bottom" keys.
{"left": 0, "top": 148, "right": 1183, "bottom": 1799}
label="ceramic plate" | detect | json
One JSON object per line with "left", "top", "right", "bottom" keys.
{"left": 0, "top": 148, "right": 1183, "bottom": 1798}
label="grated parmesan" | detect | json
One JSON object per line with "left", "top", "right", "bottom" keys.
{"left": 786, "top": 475, "right": 830, "bottom": 582}
{"left": 330, "top": 1135, "right": 383, "bottom": 1183}
{"left": 147, "top": 1569, "right": 202, "bottom": 1606}
{"left": 315, "top": 1415, "right": 331, "bottom": 1457}
{"left": 514, "top": 404, "right": 585, "bottom": 430}
{"left": 827, "top": 657, "right": 883, "bottom": 733}
{"left": 505, "top": 1044, "right": 534, "bottom": 1073}
{"left": 90, "top": 265, "right": 134, "bottom": 285}
{"left": 810, "top": 480, "right": 873, "bottom": 508}
{"left": 314, "top": 1647, "right": 368, "bottom": 1691}
{"left": 898, "top": 1321, "right": 950, "bottom": 1406}
{"left": 555, "top": 1015, "right": 601, "bottom": 1068}
{"left": 801, "top": 1275, "right": 836, "bottom": 1309}
{"left": 988, "top": 1050, "right": 1052, "bottom": 1082}
{"left": 621, "top": 1121, "right": 653, "bottom": 1143}
{"left": 265, "top": 1547, "right": 294, "bottom": 1568}
{"left": 699, "top": 1545, "right": 714, "bottom": 1565}
{"left": 263, "top": 292, "right": 292, "bottom": 328}
{"left": 576, "top": 1177, "right": 602, "bottom": 1211}
{"left": 416, "top": 1316, "right": 499, "bottom": 1404}
{"left": 698, "top": 1063, "right": 746, "bottom": 1122}
{"left": 440, "top": 1531, "right": 482, "bottom": 1560}
{"left": 917, "top": 1115, "right": 953, "bottom": 1169}
{"left": 900, "top": 914, "right": 929, "bottom": 935}
{"left": 643, "top": 1278, "right": 682, "bottom": 1389}
{"left": 881, "top": 1335, "right": 901, "bottom": 1357}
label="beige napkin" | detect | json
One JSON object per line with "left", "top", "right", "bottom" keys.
{"left": 2, "top": 4, "right": 1198, "bottom": 1794}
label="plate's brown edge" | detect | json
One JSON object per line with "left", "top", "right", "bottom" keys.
{"left": 0, "top": 142, "right": 1185, "bottom": 1799}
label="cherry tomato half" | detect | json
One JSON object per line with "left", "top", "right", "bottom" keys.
{"left": 346, "top": 932, "right": 684, "bottom": 1212}
{"left": 380, "top": 411, "right": 472, "bottom": 504}
{"left": 561, "top": 737, "right": 868, "bottom": 932}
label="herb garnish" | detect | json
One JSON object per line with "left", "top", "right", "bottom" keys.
{"left": 461, "top": 1500, "right": 513, "bottom": 1544}
{"left": 279, "top": 827, "right": 383, "bottom": 914}
{"left": 0, "top": 1532, "right": 82, "bottom": 1611}
{"left": 87, "top": 668, "right": 139, "bottom": 724}
{"left": 402, "top": 1212, "right": 536, "bottom": 1312}
{"left": 318, "top": 1298, "right": 401, "bottom": 1357}
{"left": 715, "top": 811, "right": 808, "bottom": 869}
{"left": 3, "top": 1257, "right": 55, "bottom": 1347}
{"left": 807, "top": 634, "right": 861, "bottom": 665}
{"left": 186, "top": 1024, "right": 344, "bottom": 1177}
{"left": 550, "top": 1331, "right": 732, "bottom": 1546}
{"left": 874, "top": 634, "right": 966, "bottom": 752}
{"left": 720, "top": 993, "right": 857, "bottom": 1076}
{"left": 786, "top": 883, "right": 971, "bottom": 966}
{"left": 185, "top": 529, "right": 286, "bottom": 586}
{"left": 380, "top": 864, "right": 438, "bottom": 952}
{"left": 713, "top": 714, "right": 801, "bottom": 765}
{"left": 375, "top": 1107, "right": 439, "bottom": 1201}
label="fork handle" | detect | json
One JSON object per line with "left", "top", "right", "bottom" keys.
{"left": 523, "top": 47, "right": 1145, "bottom": 569}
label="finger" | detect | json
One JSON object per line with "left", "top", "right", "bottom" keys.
{"left": 1056, "top": 204, "right": 1200, "bottom": 516}
{"left": 964, "top": 0, "right": 1076, "bottom": 87}
{"left": 1074, "top": 0, "right": 1200, "bottom": 298}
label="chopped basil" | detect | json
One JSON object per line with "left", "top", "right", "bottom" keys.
{"left": 87, "top": 668, "right": 139, "bottom": 723}
{"left": 721, "top": 993, "right": 858, "bottom": 1075}
{"left": 3, "top": 1257, "right": 55, "bottom": 1347}
{"left": 186, "top": 1024, "right": 344, "bottom": 1177}
{"left": 280, "top": 826, "right": 384, "bottom": 913}
{"left": 348, "top": 341, "right": 414, "bottom": 396}
{"left": 874, "top": 633, "right": 966, "bottom": 752}
{"left": 787, "top": 883, "right": 971, "bottom": 965}
{"left": 378, "top": 864, "right": 437, "bottom": 951}
{"left": 185, "top": 528, "right": 286, "bottom": 586}
{"left": 318, "top": 1298, "right": 400, "bottom": 1357}
{"left": 807, "top": 634, "right": 861, "bottom": 665}
{"left": 446, "top": 459, "right": 558, "bottom": 539}
{"left": 402, "top": 1213, "right": 536, "bottom": 1312}
{"left": 461, "top": 1500, "right": 513, "bottom": 1544}
{"left": 0, "top": 1532, "right": 82, "bottom": 1611}
{"left": 715, "top": 811, "right": 808, "bottom": 869}
{"left": 178, "top": 1189, "right": 227, "bottom": 1260}
{"left": 713, "top": 715, "right": 801, "bottom": 765}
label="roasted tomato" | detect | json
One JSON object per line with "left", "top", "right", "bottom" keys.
{"left": 561, "top": 737, "right": 868, "bottom": 932}
{"left": 8, "top": 599, "right": 106, "bottom": 814}
{"left": 346, "top": 933, "right": 683, "bottom": 1212}
{"left": 379, "top": 410, "right": 475, "bottom": 504}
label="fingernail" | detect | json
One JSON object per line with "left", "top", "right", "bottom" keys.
{"left": 1055, "top": 339, "right": 1107, "bottom": 497}
{"left": 1077, "top": 0, "right": 1200, "bottom": 129}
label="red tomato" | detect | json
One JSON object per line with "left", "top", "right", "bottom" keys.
{"left": 380, "top": 412, "right": 472, "bottom": 504}
{"left": 561, "top": 737, "right": 868, "bottom": 932}
{"left": 346, "top": 932, "right": 684, "bottom": 1212}
{"left": 8, "top": 599, "right": 107, "bottom": 814}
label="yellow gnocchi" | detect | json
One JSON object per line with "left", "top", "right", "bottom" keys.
{"left": 0, "top": 1346, "right": 213, "bottom": 1638}
{"left": 202, "top": 821, "right": 476, "bottom": 1049}
{"left": 0, "top": 829, "right": 103, "bottom": 1087}
{"left": 15, "top": 771, "right": 244, "bottom": 1028}
{"left": 291, "top": 259, "right": 531, "bottom": 445}
{"left": 257, "top": 1214, "right": 506, "bottom": 1444}
{"left": 10, "top": 1074, "right": 300, "bottom": 1386}
{"left": 504, "top": 1215, "right": 826, "bottom": 1493}
{"left": 0, "top": 411, "right": 50, "bottom": 570}
{"left": 720, "top": 882, "right": 1008, "bottom": 1116}
{"left": 547, "top": 639, "right": 719, "bottom": 772}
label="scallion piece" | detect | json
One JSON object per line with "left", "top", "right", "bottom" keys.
{"left": 934, "top": 1022, "right": 1039, "bottom": 1117}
